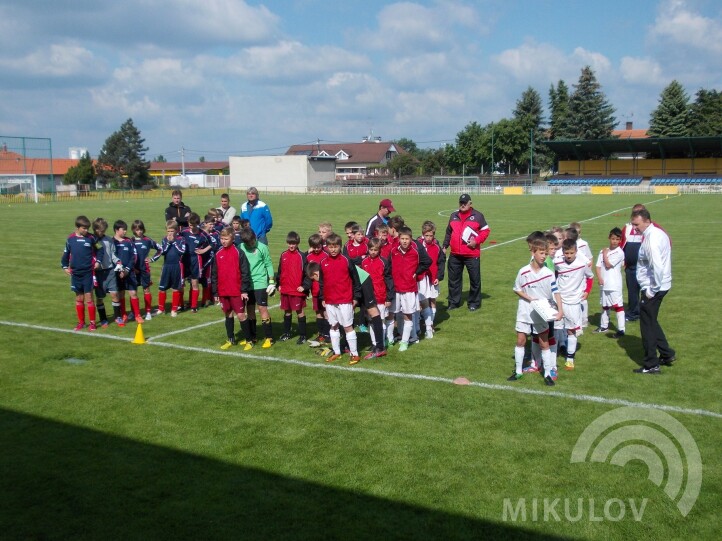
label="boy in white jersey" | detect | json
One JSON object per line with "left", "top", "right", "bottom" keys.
{"left": 555, "top": 238, "right": 593, "bottom": 370}
{"left": 594, "top": 228, "right": 626, "bottom": 338}
{"left": 568, "top": 223, "right": 593, "bottom": 327}
{"left": 510, "top": 239, "right": 563, "bottom": 386}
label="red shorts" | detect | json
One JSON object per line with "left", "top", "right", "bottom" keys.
{"left": 220, "top": 295, "right": 246, "bottom": 315}
{"left": 281, "top": 293, "right": 306, "bottom": 312}
{"left": 312, "top": 295, "right": 322, "bottom": 312}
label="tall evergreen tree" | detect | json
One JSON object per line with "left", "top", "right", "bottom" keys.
{"left": 567, "top": 66, "right": 617, "bottom": 139}
{"left": 513, "top": 86, "right": 544, "bottom": 133}
{"left": 648, "top": 80, "right": 690, "bottom": 137}
{"left": 513, "top": 87, "right": 552, "bottom": 174}
{"left": 549, "top": 80, "right": 572, "bottom": 139}
{"left": 97, "top": 118, "right": 150, "bottom": 188}
{"left": 688, "top": 88, "right": 722, "bottom": 136}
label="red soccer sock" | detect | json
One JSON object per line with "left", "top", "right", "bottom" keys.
{"left": 86, "top": 301, "right": 96, "bottom": 322}
{"left": 158, "top": 291, "right": 167, "bottom": 312}
{"left": 144, "top": 292, "right": 152, "bottom": 313}
{"left": 130, "top": 297, "right": 141, "bottom": 320}
{"left": 172, "top": 291, "right": 181, "bottom": 311}
{"left": 190, "top": 289, "right": 199, "bottom": 309}
{"left": 75, "top": 302, "right": 85, "bottom": 324}
{"left": 202, "top": 287, "right": 211, "bottom": 304}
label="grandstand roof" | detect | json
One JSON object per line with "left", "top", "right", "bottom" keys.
{"left": 544, "top": 136, "right": 722, "bottom": 159}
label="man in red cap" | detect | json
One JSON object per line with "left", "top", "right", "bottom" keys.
{"left": 365, "top": 198, "right": 396, "bottom": 238}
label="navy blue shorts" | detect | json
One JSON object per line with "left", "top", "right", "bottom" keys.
{"left": 183, "top": 253, "right": 202, "bottom": 280}
{"left": 71, "top": 272, "right": 94, "bottom": 294}
{"left": 117, "top": 270, "right": 138, "bottom": 291}
{"left": 137, "top": 262, "right": 152, "bottom": 289}
{"left": 158, "top": 263, "right": 184, "bottom": 291}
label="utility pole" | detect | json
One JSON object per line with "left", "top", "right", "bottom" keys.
{"left": 181, "top": 146, "right": 186, "bottom": 177}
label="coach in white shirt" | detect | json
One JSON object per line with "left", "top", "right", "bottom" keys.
{"left": 217, "top": 193, "right": 237, "bottom": 225}
{"left": 631, "top": 208, "right": 675, "bottom": 374}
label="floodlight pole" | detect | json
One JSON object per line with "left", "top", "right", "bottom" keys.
{"left": 529, "top": 129, "right": 534, "bottom": 185}
{"left": 181, "top": 147, "right": 186, "bottom": 177}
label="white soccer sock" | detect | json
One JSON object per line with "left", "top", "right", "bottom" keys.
{"left": 386, "top": 319, "right": 395, "bottom": 342}
{"left": 401, "top": 319, "right": 412, "bottom": 343}
{"left": 514, "top": 346, "right": 525, "bottom": 374}
{"left": 566, "top": 334, "right": 578, "bottom": 358}
{"left": 330, "top": 328, "right": 341, "bottom": 355}
{"left": 346, "top": 330, "right": 358, "bottom": 356}
{"left": 616, "top": 310, "right": 626, "bottom": 332}
{"left": 600, "top": 309, "right": 610, "bottom": 329}
{"left": 431, "top": 307, "right": 437, "bottom": 322}
{"left": 582, "top": 299, "right": 589, "bottom": 324}
{"left": 421, "top": 307, "right": 432, "bottom": 326}
{"left": 541, "top": 348, "right": 552, "bottom": 378}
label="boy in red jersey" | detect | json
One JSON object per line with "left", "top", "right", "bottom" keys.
{"left": 131, "top": 219, "right": 161, "bottom": 321}
{"left": 375, "top": 224, "right": 392, "bottom": 259}
{"left": 277, "top": 231, "right": 311, "bottom": 344}
{"left": 317, "top": 233, "right": 362, "bottom": 364}
{"left": 61, "top": 215, "right": 99, "bottom": 331}
{"left": 212, "top": 227, "right": 252, "bottom": 350}
{"left": 390, "top": 226, "right": 431, "bottom": 352}
{"left": 343, "top": 224, "right": 369, "bottom": 263}
{"left": 417, "top": 220, "right": 446, "bottom": 338}
{"left": 360, "top": 238, "right": 394, "bottom": 359}
{"left": 306, "top": 233, "right": 330, "bottom": 342}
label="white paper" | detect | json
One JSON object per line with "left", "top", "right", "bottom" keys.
{"left": 461, "top": 226, "right": 476, "bottom": 243}
{"left": 531, "top": 299, "right": 558, "bottom": 320}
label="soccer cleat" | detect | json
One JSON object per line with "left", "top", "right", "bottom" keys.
{"left": 316, "top": 347, "right": 332, "bottom": 357}
{"left": 191, "top": 308, "right": 199, "bottom": 314}
{"left": 154, "top": 309, "right": 165, "bottom": 316}
{"left": 349, "top": 355, "right": 361, "bottom": 365}
{"left": 279, "top": 333, "right": 292, "bottom": 342}
{"left": 363, "top": 350, "right": 379, "bottom": 360}
{"left": 425, "top": 328, "right": 434, "bottom": 339}
{"left": 88, "top": 322, "right": 97, "bottom": 332}
{"left": 307, "top": 340, "right": 321, "bottom": 348}
{"left": 243, "top": 342, "right": 254, "bottom": 351}
{"left": 522, "top": 364, "right": 539, "bottom": 374}
{"left": 296, "top": 335, "right": 307, "bottom": 345}
{"left": 593, "top": 327, "right": 608, "bottom": 334}
{"left": 660, "top": 356, "right": 676, "bottom": 366}
{"left": 375, "top": 349, "right": 387, "bottom": 358}
{"left": 73, "top": 322, "right": 86, "bottom": 332}
{"left": 122, "top": 314, "right": 128, "bottom": 323}
{"left": 564, "top": 360, "right": 575, "bottom": 371}
{"left": 100, "top": 320, "right": 109, "bottom": 328}
{"left": 357, "top": 324, "right": 369, "bottom": 333}
{"left": 398, "top": 341, "right": 409, "bottom": 352}
{"left": 170, "top": 311, "right": 178, "bottom": 318}
{"left": 544, "top": 375, "right": 556, "bottom": 386}
{"left": 115, "top": 317, "right": 125, "bottom": 327}
{"left": 145, "top": 312, "right": 153, "bottom": 321}
{"left": 613, "top": 330, "right": 625, "bottom": 338}
{"left": 507, "top": 372, "right": 523, "bottom": 381}
{"left": 633, "top": 365, "right": 661, "bottom": 374}
{"left": 261, "top": 338, "right": 274, "bottom": 349}
{"left": 220, "top": 338, "right": 236, "bottom": 350}
{"left": 326, "top": 353, "right": 342, "bottom": 362}
{"left": 550, "top": 368, "right": 558, "bottom": 381}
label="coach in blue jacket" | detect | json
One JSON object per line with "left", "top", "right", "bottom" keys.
{"left": 240, "top": 187, "right": 273, "bottom": 245}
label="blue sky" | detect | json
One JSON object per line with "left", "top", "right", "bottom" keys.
{"left": 1, "top": 0, "right": 720, "bottom": 161}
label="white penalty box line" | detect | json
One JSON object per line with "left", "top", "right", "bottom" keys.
{"left": 2, "top": 319, "right": 720, "bottom": 421}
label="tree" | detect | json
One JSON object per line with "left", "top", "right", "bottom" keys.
{"left": 96, "top": 118, "right": 150, "bottom": 188}
{"left": 386, "top": 153, "right": 416, "bottom": 178}
{"left": 418, "top": 147, "right": 447, "bottom": 175}
{"left": 513, "top": 86, "right": 544, "bottom": 134}
{"left": 549, "top": 80, "right": 572, "bottom": 139}
{"left": 513, "top": 87, "right": 553, "bottom": 174}
{"left": 488, "top": 118, "right": 527, "bottom": 174}
{"left": 394, "top": 138, "right": 419, "bottom": 157}
{"left": 63, "top": 152, "right": 95, "bottom": 186}
{"left": 154, "top": 155, "right": 167, "bottom": 163}
{"left": 447, "top": 121, "right": 486, "bottom": 174}
{"left": 199, "top": 156, "right": 205, "bottom": 162}
{"left": 648, "top": 80, "right": 690, "bottom": 137}
{"left": 567, "top": 66, "right": 617, "bottom": 140}
{"left": 688, "top": 88, "right": 722, "bottom": 136}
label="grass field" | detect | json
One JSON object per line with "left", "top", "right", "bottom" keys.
{"left": 0, "top": 193, "right": 720, "bottom": 540}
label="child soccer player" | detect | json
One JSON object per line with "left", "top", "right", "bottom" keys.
{"left": 239, "top": 228, "right": 276, "bottom": 348}
{"left": 595, "top": 227, "right": 626, "bottom": 337}
{"left": 212, "top": 227, "right": 253, "bottom": 350}
{"left": 318, "top": 222, "right": 333, "bottom": 249}
{"left": 569, "top": 222, "right": 593, "bottom": 327}
{"left": 198, "top": 218, "right": 218, "bottom": 308}
{"left": 375, "top": 223, "right": 393, "bottom": 259}
{"left": 343, "top": 224, "right": 369, "bottom": 262}
{"left": 277, "top": 231, "right": 311, "bottom": 344}
{"left": 306, "top": 233, "right": 330, "bottom": 342}
{"left": 361, "top": 237, "right": 394, "bottom": 358}
{"left": 511, "top": 239, "right": 563, "bottom": 386}
{"left": 92, "top": 217, "right": 121, "bottom": 327}
{"left": 231, "top": 216, "right": 244, "bottom": 246}
{"left": 61, "top": 215, "right": 100, "bottom": 331}
{"left": 555, "top": 238, "right": 594, "bottom": 370}
{"left": 344, "top": 221, "right": 358, "bottom": 242}
{"left": 316, "top": 233, "right": 362, "bottom": 364}
{"left": 389, "top": 226, "right": 431, "bottom": 352}
{"left": 418, "top": 220, "right": 445, "bottom": 338}
{"left": 180, "top": 213, "right": 209, "bottom": 313}
{"left": 152, "top": 221, "right": 187, "bottom": 316}
{"left": 131, "top": 220, "right": 161, "bottom": 320}
{"left": 113, "top": 220, "right": 142, "bottom": 325}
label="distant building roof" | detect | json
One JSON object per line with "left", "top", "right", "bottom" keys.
{"left": 0, "top": 149, "right": 79, "bottom": 175}
{"left": 149, "top": 161, "right": 228, "bottom": 174}
{"left": 612, "top": 128, "right": 649, "bottom": 139}
{"left": 285, "top": 141, "right": 407, "bottom": 164}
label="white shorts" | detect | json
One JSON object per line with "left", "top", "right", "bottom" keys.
{"left": 394, "top": 291, "right": 419, "bottom": 314}
{"left": 325, "top": 303, "right": 355, "bottom": 328}
{"left": 376, "top": 303, "right": 388, "bottom": 320}
{"left": 516, "top": 310, "right": 549, "bottom": 335}
{"left": 562, "top": 302, "right": 583, "bottom": 331}
{"left": 600, "top": 290, "right": 623, "bottom": 308}
{"left": 417, "top": 277, "right": 439, "bottom": 301}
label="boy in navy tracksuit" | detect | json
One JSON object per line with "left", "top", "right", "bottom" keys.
{"left": 131, "top": 219, "right": 161, "bottom": 320}
{"left": 152, "top": 220, "right": 187, "bottom": 316}
{"left": 61, "top": 215, "right": 100, "bottom": 331}
{"left": 113, "top": 220, "right": 141, "bottom": 325}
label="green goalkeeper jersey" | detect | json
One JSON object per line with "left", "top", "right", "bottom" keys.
{"left": 240, "top": 242, "right": 274, "bottom": 290}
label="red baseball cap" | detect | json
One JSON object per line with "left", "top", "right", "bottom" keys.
{"left": 380, "top": 198, "right": 395, "bottom": 212}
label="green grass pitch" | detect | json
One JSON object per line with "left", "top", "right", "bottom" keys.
{"left": 0, "top": 192, "right": 720, "bottom": 540}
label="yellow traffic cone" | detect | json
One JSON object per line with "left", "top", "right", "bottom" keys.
{"left": 132, "top": 322, "right": 146, "bottom": 344}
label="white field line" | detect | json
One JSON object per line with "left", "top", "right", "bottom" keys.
{"left": 2, "top": 319, "right": 720, "bottom": 420}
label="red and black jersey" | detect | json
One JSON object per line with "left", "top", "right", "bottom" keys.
{"left": 277, "top": 249, "right": 310, "bottom": 297}
{"left": 417, "top": 236, "right": 446, "bottom": 283}
{"left": 361, "top": 254, "right": 394, "bottom": 303}
{"left": 305, "top": 249, "right": 326, "bottom": 297}
{"left": 443, "top": 208, "right": 490, "bottom": 257}
{"left": 211, "top": 244, "right": 251, "bottom": 297}
{"left": 390, "top": 240, "right": 431, "bottom": 293}
{"left": 319, "top": 253, "right": 361, "bottom": 304}
{"left": 343, "top": 238, "right": 369, "bottom": 264}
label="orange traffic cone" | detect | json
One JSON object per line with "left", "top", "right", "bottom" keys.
{"left": 132, "top": 322, "right": 146, "bottom": 344}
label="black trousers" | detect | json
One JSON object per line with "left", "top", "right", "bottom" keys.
{"left": 639, "top": 289, "right": 675, "bottom": 368}
{"left": 625, "top": 266, "right": 640, "bottom": 318}
{"left": 447, "top": 254, "right": 481, "bottom": 309}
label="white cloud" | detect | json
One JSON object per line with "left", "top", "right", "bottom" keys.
{"left": 651, "top": 0, "right": 722, "bottom": 55}
{"left": 619, "top": 56, "right": 665, "bottom": 86}
{"left": 0, "top": 43, "right": 99, "bottom": 78}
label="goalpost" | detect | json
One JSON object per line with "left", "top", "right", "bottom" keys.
{"left": 0, "top": 174, "right": 38, "bottom": 203}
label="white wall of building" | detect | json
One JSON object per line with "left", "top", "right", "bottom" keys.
{"left": 229, "top": 155, "right": 335, "bottom": 193}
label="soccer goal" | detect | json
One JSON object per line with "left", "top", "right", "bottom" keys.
{"left": 0, "top": 174, "right": 38, "bottom": 202}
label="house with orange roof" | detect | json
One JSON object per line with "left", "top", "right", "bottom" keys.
{"left": 0, "top": 147, "right": 81, "bottom": 191}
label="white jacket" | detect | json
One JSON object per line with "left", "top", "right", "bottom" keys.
{"left": 636, "top": 223, "right": 672, "bottom": 295}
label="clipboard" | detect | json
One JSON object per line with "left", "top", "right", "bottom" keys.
{"left": 461, "top": 226, "right": 476, "bottom": 243}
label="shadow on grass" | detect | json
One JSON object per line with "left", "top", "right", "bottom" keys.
{"left": 0, "top": 408, "right": 571, "bottom": 540}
